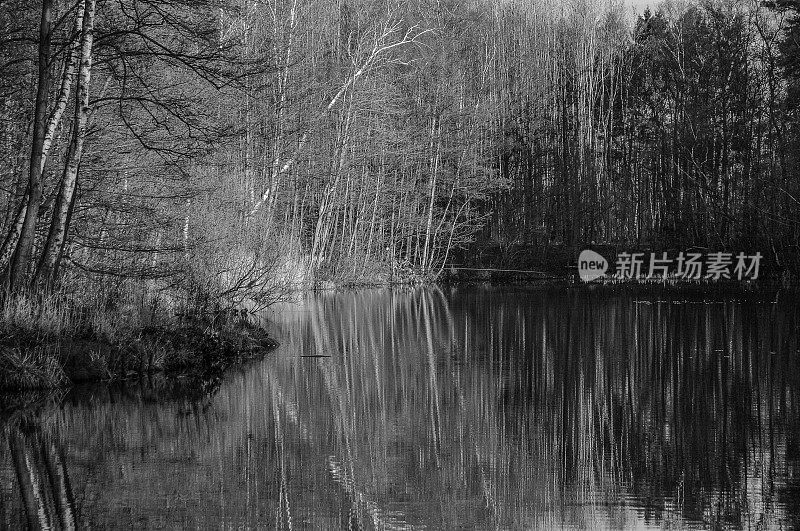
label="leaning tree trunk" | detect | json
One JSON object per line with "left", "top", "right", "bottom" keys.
{"left": 5, "top": 0, "right": 55, "bottom": 291}
{"left": 36, "top": 0, "right": 96, "bottom": 286}
{"left": 0, "top": 1, "right": 84, "bottom": 281}
{"left": 0, "top": 198, "right": 29, "bottom": 275}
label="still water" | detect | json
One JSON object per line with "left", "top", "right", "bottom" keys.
{"left": 2, "top": 286, "right": 800, "bottom": 529}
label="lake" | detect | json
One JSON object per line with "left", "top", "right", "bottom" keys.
{"left": 2, "top": 286, "right": 799, "bottom": 529}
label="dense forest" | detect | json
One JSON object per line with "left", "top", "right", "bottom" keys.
{"left": 2, "top": 0, "right": 800, "bottom": 304}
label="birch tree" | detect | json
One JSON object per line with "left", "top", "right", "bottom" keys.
{"left": 3, "top": 0, "right": 55, "bottom": 290}
{"left": 35, "top": 0, "right": 97, "bottom": 285}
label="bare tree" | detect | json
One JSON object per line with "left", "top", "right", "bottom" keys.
{"left": 36, "top": 0, "right": 97, "bottom": 285}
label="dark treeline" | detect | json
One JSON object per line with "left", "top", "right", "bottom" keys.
{"left": 1, "top": 0, "right": 800, "bottom": 301}
{"left": 483, "top": 0, "right": 800, "bottom": 274}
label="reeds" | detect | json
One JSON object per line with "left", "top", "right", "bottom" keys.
{"left": 0, "top": 287, "right": 135, "bottom": 389}
{"left": 0, "top": 345, "right": 66, "bottom": 390}
{"left": 1, "top": 292, "right": 74, "bottom": 338}
{"left": 0, "top": 285, "right": 149, "bottom": 341}
{"left": 0, "top": 280, "right": 279, "bottom": 391}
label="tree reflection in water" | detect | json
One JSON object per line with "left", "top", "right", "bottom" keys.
{"left": 1, "top": 286, "right": 798, "bottom": 529}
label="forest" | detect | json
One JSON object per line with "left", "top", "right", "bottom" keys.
{"left": 2, "top": 3, "right": 800, "bottom": 525}
{"left": 2, "top": 0, "right": 800, "bottom": 307}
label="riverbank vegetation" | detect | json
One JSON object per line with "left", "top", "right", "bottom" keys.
{"left": 0, "top": 282, "right": 277, "bottom": 390}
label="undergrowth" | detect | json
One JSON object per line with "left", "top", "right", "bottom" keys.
{"left": 0, "top": 281, "right": 277, "bottom": 391}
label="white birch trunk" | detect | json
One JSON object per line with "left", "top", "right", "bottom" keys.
{"left": 35, "top": 0, "right": 96, "bottom": 284}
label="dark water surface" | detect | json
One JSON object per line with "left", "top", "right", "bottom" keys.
{"left": 2, "top": 287, "right": 800, "bottom": 529}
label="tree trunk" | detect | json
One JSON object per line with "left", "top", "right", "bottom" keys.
{"left": 6, "top": 0, "right": 55, "bottom": 290}
{"left": 40, "top": 0, "right": 85, "bottom": 176}
{"left": 0, "top": 198, "right": 28, "bottom": 274}
{"left": 35, "top": 0, "right": 96, "bottom": 286}
{"left": 0, "top": 0, "right": 83, "bottom": 282}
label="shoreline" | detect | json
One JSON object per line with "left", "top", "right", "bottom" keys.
{"left": 1, "top": 277, "right": 794, "bottom": 392}
{"left": 0, "top": 310, "right": 279, "bottom": 392}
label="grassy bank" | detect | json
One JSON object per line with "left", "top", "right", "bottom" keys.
{"left": 0, "top": 288, "right": 278, "bottom": 391}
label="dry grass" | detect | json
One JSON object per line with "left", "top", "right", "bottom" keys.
{"left": 0, "top": 282, "right": 156, "bottom": 341}
{"left": 0, "top": 283, "right": 156, "bottom": 390}
{"left": 0, "top": 280, "right": 278, "bottom": 391}
{"left": 1, "top": 292, "right": 74, "bottom": 337}
{"left": 0, "top": 345, "right": 66, "bottom": 390}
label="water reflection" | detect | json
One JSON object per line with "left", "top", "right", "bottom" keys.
{"left": 1, "top": 287, "right": 799, "bottom": 529}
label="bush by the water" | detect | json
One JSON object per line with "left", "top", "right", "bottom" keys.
{"left": 0, "top": 284, "right": 278, "bottom": 391}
